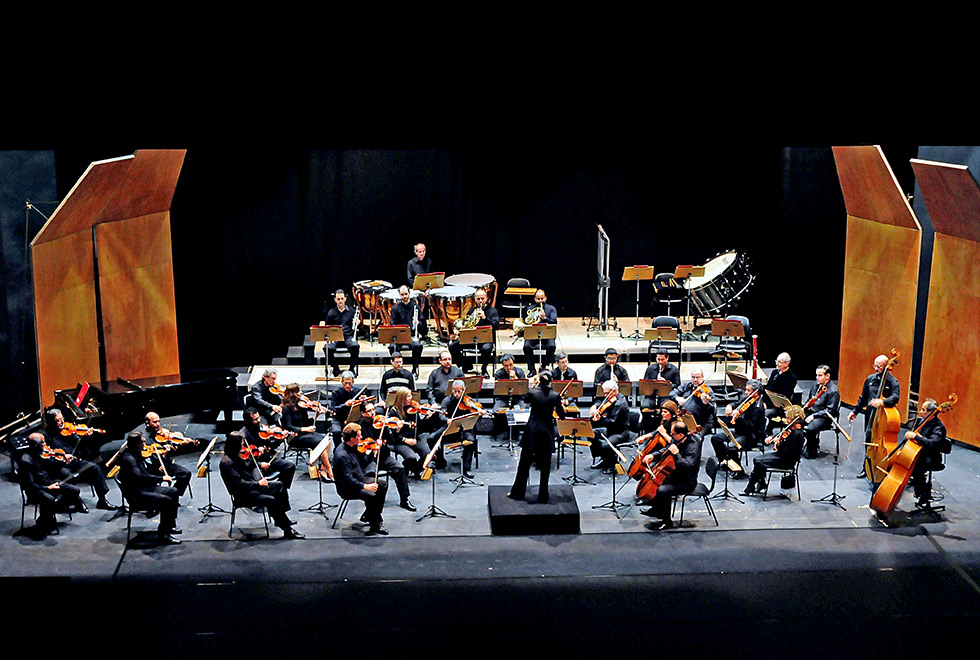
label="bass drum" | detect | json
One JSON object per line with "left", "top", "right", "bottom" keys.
{"left": 429, "top": 285, "right": 476, "bottom": 340}
{"left": 685, "top": 251, "right": 754, "bottom": 316}
{"left": 378, "top": 288, "right": 421, "bottom": 326}
{"left": 444, "top": 273, "right": 498, "bottom": 307}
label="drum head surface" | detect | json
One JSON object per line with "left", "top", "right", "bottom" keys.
{"left": 381, "top": 289, "right": 420, "bottom": 301}
{"left": 431, "top": 285, "right": 477, "bottom": 298}
{"left": 445, "top": 273, "right": 494, "bottom": 287}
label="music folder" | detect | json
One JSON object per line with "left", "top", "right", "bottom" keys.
{"left": 622, "top": 265, "right": 655, "bottom": 281}
{"left": 494, "top": 378, "right": 529, "bottom": 397}
{"left": 711, "top": 319, "right": 745, "bottom": 338}
{"left": 311, "top": 324, "right": 344, "bottom": 342}
{"left": 639, "top": 379, "right": 673, "bottom": 397}
{"left": 459, "top": 325, "right": 492, "bottom": 344}
{"left": 445, "top": 375, "right": 484, "bottom": 396}
{"left": 765, "top": 390, "right": 793, "bottom": 410}
{"left": 644, "top": 326, "right": 678, "bottom": 342}
{"left": 674, "top": 265, "right": 705, "bottom": 280}
{"left": 378, "top": 325, "right": 411, "bottom": 344}
{"left": 412, "top": 272, "right": 445, "bottom": 292}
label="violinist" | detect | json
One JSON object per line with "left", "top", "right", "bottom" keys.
{"left": 593, "top": 347, "right": 629, "bottom": 390}
{"left": 324, "top": 289, "right": 361, "bottom": 378}
{"left": 328, "top": 371, "right": 359, "bottom": 443}
{"left": 441, "top": 379, "right": 479, "bottom": 479}
{"left": 376, "top": 388, "right": 429, "bottom": 483}
{"left": 240, "top": 408, "right": 296, "bottom": 488}
{"left": 802, "top": 365, "right": 840, "bottom": 459}
{"left": 763, "top": 352, "right": 798, "bottom": 432}
{"left": 742, "top": 405, "right": 805, "bottom": 496}
{"left": 333, "top": 423, "right": 389, "bottom": 536}
{"left": 378, "top": 352, "right": 416, "bottom": 403}
{"left": 639, "top": 421, "right": 703, "bottom": 530}
{"left": 448, "top": 287, "right": 499, "bottom": 377}
{"left": 640, "top": 351, "right": 681, "bottom": 433}
{"left": 358, "top": 400, "right": 416, "bottom": 510}
{"left": 589, "top": 380, "right": 630, "bottom": 473}
{"left": 670, "top": 368, "right": 714, "bottom": 431}
{"left": 426, "top": 351, "right": 463, "bottom": 406}
{"left": 41, "top": 409, "right": 117, "bottom": 511}
{"left": 117, "top": 432, "right": 182, "bottom": 544}
{"left": 849, "top": 354, "right": 900, "bottom": 479}
{"left": 508, "top": 371, "right": 565, "bottom": 504}
{"left": 221, "top": 431, "right": 304, "bottom": 539}
{"left": 249, "top": 368, "right": 283, "bottom": 425}
{"left": 280, "top": 384, "right": 334, "bottom": 481}
{"left": 709, "top": 379, "right": 766, "bottom": 473}
{"left": 388, "top": 285, "right": 424, "bottom": 378}
{"left": 138, "top": 412, "right": 192, "bottom": 497}
{"left": 16, "top": 433, "right": 85, "bottom": 532}
{"left": 522, "top": 289, "right": 558, "bottom": 376}
{"left": 905, "top": 398, "right": 951, "bottom": 508}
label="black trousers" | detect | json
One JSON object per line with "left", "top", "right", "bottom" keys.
{"left": 510, "top": 435, "right": 553, "bottom": 502}
{"left": 326, "top": 339, "right": 360, "bottom": 374}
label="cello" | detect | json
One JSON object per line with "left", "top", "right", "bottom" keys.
{"left": 870, "top": 394, "right": 956, "bottom": 518}
{"left": 864, "top": 349, "right": 901, "bottom": 486}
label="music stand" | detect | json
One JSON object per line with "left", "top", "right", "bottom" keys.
{"left": 312, "top": 325, "right": 346, "bottom": 381}
{"left": 459, "top": 325, "right": 492, "bottom": 373}
{"left": 493, "top": 378, "right": 529, "bottom": 452}
{"left": 525, "top": 323, "right": 557, "bottom": 371}
{"left": 416, "top": 427, "right": 459, "bottom": 523}
{"left": 623, "top": 265, "right": 655, "bottom": 341}
{"left": 378, "top": 325, "right": 411, "bottom": 347}
{"left": 445, "top": 376, "right": 483, "bottom": 398}
{"left": 711, "top": 420, "right": 744, "bottom": 504}
{"left": 557, "top": 418, "right": 593, "bottom": 486}
{"left": 300, "top": 435, "right": 337, "bottom": 516}
{"left": 344, "top": 400, "right": 365, "bottom": 425}
{"left": 766, "top": 390, "right": 793, "bottom": 411}
{"left": 712, "top": 318, "right": 746, "bottom": 401}
{"left": 413, "top": 272, "right": 445, "bottom": 346}
{"left": 615, "top": 380, "right": 634, "bottom": 406}
{"left": 196, "top": 436, "right": 228, "bottom": 521}
{"left": 639, "top": 380, "right": 673, "bottom": 423}
{"left": 553, "top": 380, "right": 583, "bottom": 467}
{"left": 811, "top": 411, "right": 847, "bottom": 511}
{"left": 674, "top": 264, "right": 705, "bottom": 329}
{"left": 444, "top": 413, "right": 481, "bottom": 493}
{"left": 592, "top": 440, "right": 630, "bottom": 518}
{"left": 503, "top": 285, "right": 537, "bottom": 322}
{"left": 644, "top": 326, "right": 680, "bottom": 365}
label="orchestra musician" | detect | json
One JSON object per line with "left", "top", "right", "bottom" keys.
{"left": 522, "top": 289, "right": 558, "bottom": 376}
{"left": 671, "top": 368, "right": 714, "bottom": 431}
{"left": 328, "top": 371, "right": 360, "bottom": 443}
{"left": 639, "top": 420, "right": 702, "bottom": 530}
{"left": 377, "top": 387, "right": 430, "bottom": 486}
{"left": 848, "top": 354, "right": 901, "bottom": 479}
{"left": 240, "top": 407, "right": 296, "bottom": 488}
{"left": 508, "top": 371, "right": 566, "bottom": 504}
{"left": 379, "top": 352, "right": 416, "bottom": 403}
{"left": 448, "top": 288, "right": 499, "bottom": 377}
{"left": 138, "top": 412, "right": 192, "bottom": 497}
{"left": 118, "top": 432, "right": 182, "bottom": 544}
{"left": 357, "top": 399, "right": 416, "bottom": 510}
{"left": 742, "top": 406, "right": 805, "bottom": 496}
{"left": 549, "top": 351, "right": 578, "bottom": 382}
{"left": 640, "top": 351, "right": 681, "bottom": 433}
{"left": 388, "top": 285, "right": 424, "bottom": 378}
{"left": 324, "top": 289, "right": 361, "bottom": 377}
{"left": 41, "top": 409, "right": 117, "bottom": 511}
{"left": 802, "top": 365, "right": 840, "bottom": 459}
{"left": 426, "top": 351, "right": 464, "bottom": 406}
{"left": 221, "top": 431, "right": 304, "bottom": 539}
{"left": 709, "top": 378, "right": 766, "bottom": 473}
{"left": 589, "top": 380, "right": 631, "bottom": 473}
{"left": 441, "top": 379, "right": 479, "bottom": 479}
{"left": 593, "top": 347, "right": 629, "bottom": 389}
{"left": 249, "top": 368, "right": 283, "bottom": 425}
{"left": 333, "top": 422, "right": 389, "bottom": 536}
{"left": 406, "top": 242, "right": 432, "bottom": 288}
{"left": 905, "top": 398, "right": 951, "bottom": 508}
{"left": 493, "top": 354, "right": 526, "bottom": 443}
{"left": 764, "top": 352, "right": 798, "bottom": 430}
{"left": 17, "top": 432, "right": 85, "bottom": 532}
{"left": 279, "top": 383, "right": 334, "bottom": 481}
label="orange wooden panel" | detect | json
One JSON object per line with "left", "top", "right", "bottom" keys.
{"left": 910, "top": 158, "right": 980, "bottom": 243}
{"left": 32, "top": 231, "right": 101, "bottom": 406}
{"left": 838, "top": 216, "right": 918, "bottom": 422}
{"left": 919, "top": 233, "right": 980, "bottom": 447}
{"left": 833, "top": 146, "right": 920, "bottom": 230}
{"left": 96, "top": 212, "right": 180, "bottom": 382}
{"left": 98, "top": 150, "right": 186, "bottom": 224}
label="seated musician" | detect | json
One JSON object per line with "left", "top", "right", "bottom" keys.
{"left": 803, "top": 365, "right": 840, "bottom": 459}
{"left": 41, "top": 409, "right": 117, "bottom": 511}
{"left": 379, "top": 352, "right": 416, "bottom": 403}
{"left": 17, "top": 433, "right": 85, "bottom": 532}
{"left": 640, "top": 351, "right": 681, "bottom": 433}
{"left": 377, "top": 387, "right": 429, "bottom": 483}
{"left": 138, "top": 412, "right": 192, "bottom": 497}
{"left": 249, "top": 368, "right": 283, "bottom": 425}
{"left": 388, "top": 285, "right": 424, "bottom": 378}
{"left": 593, "top": 347, "right": 629, "bottom": 390}
{"left": 279, "top": 383, "right": 334, "bottom": 481}
{"left": 221, "top": 431, "right": 304, "bottom": 539}
{"left": 848, "top": 354, "right": 901, "bottom": 479}
{"left": 763, "top": 352, "right": 797, "bottom": 431}
{"left": 448, "top": 287, "right": 499, "bottom": 377}
{"left": 324, "top": 289, "right": 361, "bottom": 378}
{"left": 493, "top": 353, "right": 527, "bottom": 442}
{"left": 441, "top": 379, "right": 479, "bottom": 479}
{"left": 742, "top": 405, "right": 805, "bottom": 495}
{"left": 328, "top": 371, "right": 359, "bottom": 444}
{"left": 637, "top": 399, "right": 679, "bottom": 451}
{"left": 240, "top": 407, "right": 296, "bottom": 488}
{"left": 522, "top": 289, "right": 558, "bottom": 376}
{"left": 905, "top": 398, "right": 951, "bottom": 508}
{"left": 357, "top": 399, "right": 416, "bottom": 510}
{"left": 589, "top": 380, "right": 631, "bottom": 473}
{"left": 333, "top": 423, "right": 389, "bottom": 536}
{"left": 118, "top": 432, "right": 182, "bottom": 544}
{"left": 412, "top": 392, "right": 449, "bottom": 470}
{"left": 709, "top": 379, "right": 766, "bottom": 473}
{"left": 549, "top": 351, "right": 578, "bottom": 382}
{"left": 671, "top": 368, "right": 714, "bottom": 432}
{"left": 639, "top": 420, "right": 703, "bottom": 530}
{"left": 426, "top": 351, "right": 463, "bottom": 406}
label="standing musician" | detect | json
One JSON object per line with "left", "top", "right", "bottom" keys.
{"left": 593, "top": 347, "right": 629, "bottom": 389}
{"left": 763, "top": 352, "right": 798, "bottom": 430}
{"left": 522, "top": 289, "right": 558, "bottom": 376}
{"left": 589, "top": 380, "right": 631, "bottom": 473}
{"left": 221, "top": 431, "right": 304, "bottom": 539}
{"left": 638, "top": 420, "right": 703, "bottom": 530}
{"left": 388, "top": 285, "right": 424, "bottom": 378}
{"left": 904, "top": 398, "right": 951, "bottom": 508}
{"left": 279, "top": 383, "right": 334, "bottom": 481}
{"left": 357, "top": 399, "right": 416, "bottom": 510}
{"left": 640, "top": 351, "right": 681, "bottom": 433}
{"left": 426, "top": 351, "right": 464, "bottom": 406}
{"left": 671, "top": 368, "right": 714, "bottom": 431}
{"left": 379, "top": 352, "right": 416, "bottom": 403}
{"left": 333, "top": 422, "right": 389, "bottom": 536}
{"left": 441, "top": 379, "right": 480, "bottom": 479}
{"left": 802, "top": 365, "right": 840, "bottom": 459}
{"left": 448, "top": 288, "right": 499, "bottom": 377}
{"left": 139, "top": 412, "right": 192, "bottom": 497}
{"left": 249, "top": 368, "right": 283, "bottom": 425}
{"left": 848, "top": 354, "right": 901, "bottom": 479}
{"left": 406, "top": 242, "right": 432, "bottom": 288}
{"left": 118, "top": 432, "right": 182, "bottom": 544}
{"left": 742, "top": 405, "right": 805, "bottom": 495}
{"left": 710, "top": 379, "right": 766, "bottom": 473}
{"left": 17, "top": 433, "right": 85, "bottom": 532}
{"left": 41, "top": 409, "right": 117, "bottom": 511}
{"left": 508, "top": 371, "right": 566, "bottom": 504}
{"left": 324, "top": 289, "right": 361, "bottom": 377}
{"left": 240, "top": 407, "right": 297, "bottom": 489}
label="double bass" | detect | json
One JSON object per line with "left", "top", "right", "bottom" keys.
{"left": 870, "top": 394, "right": 956, "bottom": 518}
{"left": 864, "top": 349, "right": 901, "bottom": 485}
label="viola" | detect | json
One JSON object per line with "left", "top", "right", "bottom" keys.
{"left": 693, "top": 382, "right": 712, "bottom": 402}
{"left": 356, "top": 437, "right": 381, "bottom": 454}
{"left": 40, "top": 443, "right": 72, "bottom": 464}
{"left": 406, "top": 401, "right": 440, "bottom": 416}
{"left": 141, "top": 441, "right": 174, "bottom": 459}
{"left": 458, "top": 395, "right": 492, "bottom": 418}
{"left": 258, "top": 426, "right": 296, "bottom": 442}
{"left": 269, "top": 382, "right": 285, "bottom": 397}
{"left": 591, "top": 392, "right": 616, "bottom": 422}
{"left": 372, "top": 414, "right": 416, "bottom": 430}
{"left": 297, "top": 394, "right": 328, "bottom": 415}
{"left": 60, "top": 421, "right": 105, "bottom": 436}
{"left": 155, "top": 428, "right": 201, "bottom": 450}
{"left": 730, "top": 389, "right": 761, "bottom": 423}
{"left": 240, "top": 443, "right": 269, "bottom": 460}
{"left": 765, "top": 415, "right": 803, "bottom": 449}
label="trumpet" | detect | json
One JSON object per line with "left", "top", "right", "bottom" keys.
{"left": 512, "top": 305, "right": 544, "bottom": 337}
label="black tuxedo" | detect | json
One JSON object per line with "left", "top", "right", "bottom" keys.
{"left": 219, "top": 453, "right": 293, "bottom": 530}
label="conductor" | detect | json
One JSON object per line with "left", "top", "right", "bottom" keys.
{"left": 508, "top": 372, "right": 566, "bottom": 504}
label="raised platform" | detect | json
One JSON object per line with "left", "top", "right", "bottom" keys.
{"left": 487, "top": 485, "right": 581, "bottom": 535}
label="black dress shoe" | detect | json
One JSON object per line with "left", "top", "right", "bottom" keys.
{"left": 283, "top": 527, "right": 305, "bottom": 540}
{"left": 507, "top": 491, "right": 525, "bottom": 501}
{"left": 159, "top": 534, "right": 181, "bottom": 545}
{"left": 96, "top": 499, "right": 118, "bottom": 511}
{"left": 366, "top": 524, "right": 388, "bottom": 536}
{"left": 76, "top": 502, "right": 89, "bottom": 514}
{"left": 400, "top": 500, "right": 417, "bottom": 512}
{"left": 463, "top": 471, "right": 475, "bottom": 479}
{"left": 286, "top": 518, "right": 297, "bottom": 526}
{"left": 167, "top": 526, "right": 183, "bottom": 535}
{"left": 652, "top": 520, "right": 674, "bottom": 531}
{"left": 856, "top": 470, "right": 867, "bottom": 479}
{"left": 639, "top": 507, "right": 657, "bottom": 517}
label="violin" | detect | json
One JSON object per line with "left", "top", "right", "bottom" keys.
{"left": 458, "top": 395, "right": 493, "bottom": 418}
{"left": 693, "top": 382, "right": 712, "bottom": 402}
{"left": 240, "top": 443, "right": 269, "bottom": 460}
{"left": 356, "top": 437, "right": 381, "bottom": 454}
{"left": 258, "top": 425, "right": 296, "bottom": 442}
{"left": 591, "top": 390, "right": 617, "bottom": 421}
{"left": 60, "top": 421, "right": 105, "bottom": 436}
{"left": 372, "top": 414, "right": 416, "bottom": 430}
{"left": 297, "top": 394, "right": 329, "bottom": 416}
{"left": 40, "top": 443, "right": 73, "bottom": 464}
{"left": 730, "top": 389, "right": 761, "bottom": 423}
{"left": 765, "top": 415, "right": 803, "bottom": 449}
{"left": 155, "top": 428, "right": 201, "bottom": 450}
{"left": 142, "top": 441, "right": 174, "bottom": 458}
{"left": 406, "top": 400, "right": 440, "bottom": 416}
{"left": 269, "top": 382, "right": 285, "bottom": 397}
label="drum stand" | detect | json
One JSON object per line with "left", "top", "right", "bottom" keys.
{"left": 811, "top": 417, "right": 846, "bottom": 510}
{"left": 197, "top": 458, "right": 229, "bottom": 522}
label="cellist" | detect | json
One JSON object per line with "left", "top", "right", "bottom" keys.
{"left": 639, "top": 421, "right": 702, "bottom": 530}
{"left": 905, "top": 398, "right": 950, "bottom": 508}
{"left": 848, "top": 354, "right": 900, "bottom": 479}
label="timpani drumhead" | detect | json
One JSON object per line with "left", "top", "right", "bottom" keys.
{"left": 444, "top": 273, "right": 497, "bottom": 306}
